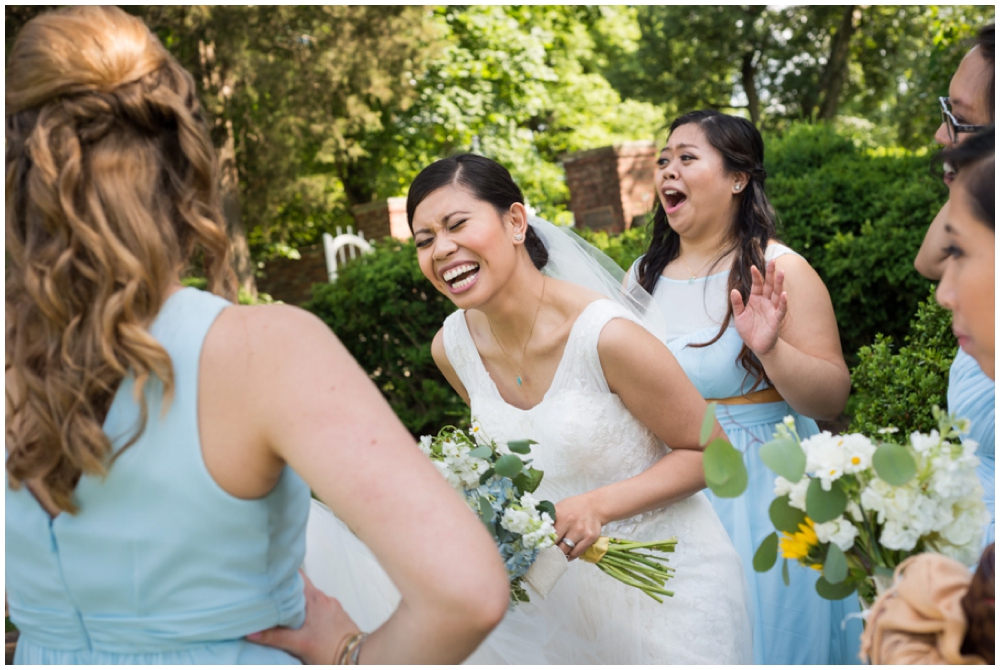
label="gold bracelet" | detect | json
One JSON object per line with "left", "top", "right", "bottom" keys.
{"left": 336, "top": 631, "right": 366, "bottom": 665}
{"left": 347, "top": 632, "right": 368, "bottom": 665}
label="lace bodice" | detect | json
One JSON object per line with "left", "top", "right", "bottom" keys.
{"left": 440, "top": 299, "right": 752, "bottom": 663}
{"left": 444, "top": 300, "right": 673, "bottom": 535}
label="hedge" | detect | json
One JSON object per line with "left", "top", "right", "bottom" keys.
{"left": 304, "top": 238, "right": 466, "bottom": 437}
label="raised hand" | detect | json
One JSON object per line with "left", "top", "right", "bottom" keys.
{"left": 730, "top": 259, "right": 787, "bottom": 357}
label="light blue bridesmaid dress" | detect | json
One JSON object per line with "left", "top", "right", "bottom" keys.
{"left": 948, "top": 348, "right": 995, "bottom": 548}
{"left": 631, "top": 245, "right": 864, "bottom": 664}
{"left": 6, "top": 288, "right": 310, "bottom": 664}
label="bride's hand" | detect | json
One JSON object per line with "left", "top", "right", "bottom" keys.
{"left": 247, "top": 572, "right": 361, "bottom": 664}
{"left": 554, "top": 494, "right": 605, "bottom": 561}
{"left": 731, "top": 259, "right": 787, "bottom": 357}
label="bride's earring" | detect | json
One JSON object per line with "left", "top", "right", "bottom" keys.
{"left": 733, "top": 183, "right": 742, "bottom": 192}
{"left": 513, "top": 233, "right": 524, "bottom": 242}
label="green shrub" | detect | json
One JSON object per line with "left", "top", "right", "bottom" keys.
{"left": 848, "top": 288, "right": 956, "bottom": 436}
{"left": 180, "top": 276, "right": 276, "bottom": 305}
{"left": 303, "top": 238, "right": 468, "bottom": 437}
{"left": 766, "top": 124, "right": 946, "bottom": 360}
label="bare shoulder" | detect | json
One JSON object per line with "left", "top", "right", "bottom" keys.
{"left": 595, "top": 314, "right": 663, "bottom": 364}
{"left": 208, "top": 303, "right": 339, "bottom": 355}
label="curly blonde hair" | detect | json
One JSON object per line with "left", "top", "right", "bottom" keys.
{"left": 6, "top": 6, "right": 237, "bottom": 513}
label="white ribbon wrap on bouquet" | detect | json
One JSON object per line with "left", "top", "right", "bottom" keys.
{"left": 523, "top": 545, "right": 570, "bottom": 598}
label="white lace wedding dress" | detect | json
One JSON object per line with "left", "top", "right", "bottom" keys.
{"left": 303, "top": 299, "right": 752, "bottom": 663}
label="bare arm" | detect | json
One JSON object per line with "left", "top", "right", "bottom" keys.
{"left": 554, "top": 318, "right": 726, "bottom": 559}
{"left": 213, "top": 305, "right": 507, "bottom": 663}
{"left": 732, "top": 255, "right": 850, "bottom": 421}
{"left": 914, "top": 201, "right": 950, "bottom": 281}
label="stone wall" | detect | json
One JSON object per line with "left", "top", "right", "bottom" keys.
{"left": 562, "top": 141, "right": 658, "bottom": 232}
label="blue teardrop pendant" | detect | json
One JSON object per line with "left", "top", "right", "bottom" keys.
{"left": 516, "top": 375, "right": 523, "bottom": 386}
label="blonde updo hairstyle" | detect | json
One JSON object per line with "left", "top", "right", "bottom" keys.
{"left": 6, "top": 6, "right": 236, "bottom": 513}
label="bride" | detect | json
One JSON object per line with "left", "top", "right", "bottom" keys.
{"left": 303, "top": 154, "right": 752, "bottom": 663}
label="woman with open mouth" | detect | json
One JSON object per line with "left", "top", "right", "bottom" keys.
{"left": 629, "top": 110, "right": 861, "bottom": 664}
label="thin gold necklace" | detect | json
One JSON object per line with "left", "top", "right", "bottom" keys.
{"left": 679, "top": 254, "right": 719, "bottom": 283}
{"left": 486, "top": 278, "right": 546, "bottom": 387}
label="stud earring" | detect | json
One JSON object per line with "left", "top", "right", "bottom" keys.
{"left": 734, "top": 184, "right": 742, "bottom": 192}
{"left": 513, "top": 233, "right": 524, "bottom": 242}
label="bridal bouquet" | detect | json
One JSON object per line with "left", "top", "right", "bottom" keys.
{"left": 747, "top": 408, "right": 988, "bottom": 606}
{"left": 420, "top": 423, "right": 677, "bottom": 604}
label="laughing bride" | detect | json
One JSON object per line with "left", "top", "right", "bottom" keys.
{"left": 302, "top": 154, "right": 752, "bottom": 663}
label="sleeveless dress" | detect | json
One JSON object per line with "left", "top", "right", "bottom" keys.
{"left": 947, "top": 349, "right": 995, "bottom": 548}
{"left": 301, "top": 299, "right": 753, "bottom": 663}
{"left": 451, "top": 299, "right": 752, "bottom": 663}
{"left": 6, "top": 288, "right": 310, "bottom": 664}
{"left": 630, "top": 244, "right": 864, "bottom": 665}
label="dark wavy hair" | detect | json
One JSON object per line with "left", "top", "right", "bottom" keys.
{"left": 961, "top": 542, "right": 995, "bottom": 663}
{"left": 406, "top": 153, "right": 548, "bottom": 270}
{"left": 940, "top": 126, "right": 995, "bottom": 230}
{"left": 636, "top": 110, "right": 778, "bottom": 391}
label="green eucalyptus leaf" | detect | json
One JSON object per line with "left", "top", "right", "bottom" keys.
{"left": 703, "top": 437, "right": 748, "bottom": 497}
{"left": 782, "top": 559, "right": 790, "bottom": 586}
{"left": 759, "top": 437, "right": 806, "bottom": 482}
{"left": 506, "top": 440, "right": 535, "bottom": 454}
{"left": 815, "top": 575, "right": 857, "bottom": 600}
{"left": 805, "top": 478, "right": 847, "bottom": 523}
{"left": 823, "top": 543, "right": 848, "bottom": 584}
{"left": 872, "top": 444, "right": 917, "bottom": 486}
{"left": 769, "top": 495, "right": 808, "bottom": 534}
{"left": 478, "top": 495, "right": 495, "bottom": 523}
{"left": 515, "top": 467, "right": 544, "bottom": 494}
{"left": 700, "top": 403, "right": 717, "bottom": 446}
{"left": 494, "top": 454, "right": 524, "bottom": 479}
{"left": 753, "top": 532, "right": 779, "bottom": 572}
{"left": 478, "top": 468, "right": 494, "bottom": 485}
{"left": 468, "top": 445, "right": 493, "bottom": 460}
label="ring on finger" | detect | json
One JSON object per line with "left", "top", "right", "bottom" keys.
{"left": 560, "top": 537, "right": 576, "bottom": 549}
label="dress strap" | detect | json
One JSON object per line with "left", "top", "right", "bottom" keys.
{"left": 442, "top": 310, "right": 498, "bottom": 401}
{"left": 554, "top": 300, "right": 643, "bottom": 395}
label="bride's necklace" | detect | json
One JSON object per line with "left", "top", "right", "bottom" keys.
{"left": 486, "top": 278, "right": 546, "bottom": 387}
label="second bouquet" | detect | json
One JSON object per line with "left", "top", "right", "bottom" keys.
{"left": 419, "top": 423, "right": 678, "bottom": 605}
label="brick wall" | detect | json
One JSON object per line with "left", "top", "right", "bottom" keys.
{"left": 351, "top": 197, "right": 411, "bottom": 241}
{"left": 563, "top": 141, "right": 658, "bottom": 232}
{"left": 256, "top": 198, "right": 412, "bottom": 306}
{"left": 256, "top": 244, "right": 328, "bottom": 306}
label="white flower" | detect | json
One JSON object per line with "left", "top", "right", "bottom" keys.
{"left": 877, "top": 427, "right": 899, "bottom": 435}
{"left": 802, "top": 431, "right": 848, "bottom": 490}
{"left": 909, "top": 430, "right": 940, "bottom": 454}
{"left": 782, "top": 415, "right": 797, "bottom": 429}
{"left": 773, "top": 476, "right": 809, "bottom": 511}
{"left": 846, "top": 500, "right": 864, "bottom": 522}
{"left": 418, "top": 435, "right": 434, "bottom": 456}
{"left": 839, "top": 433, "right": 876, "bottom": 475}
{"left": 813, "top": 516, "right": 859, "bottom": 551}
{"left": 954, "top": 417, "right": 971, "bottom": 435}
{"left": 880, "top": 520, "right": 921, "bottom": 551}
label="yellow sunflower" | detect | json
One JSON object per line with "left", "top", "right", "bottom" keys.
{"left": 779, "top": 517, "right": 823, "bottom": 571}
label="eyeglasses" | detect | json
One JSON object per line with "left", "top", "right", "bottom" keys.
{"left": 939, "top": 96, "right": 985, "bottom": 144}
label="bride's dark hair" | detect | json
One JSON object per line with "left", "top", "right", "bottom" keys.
{"left": 406, "top": 153, "right": 548, "bottom": 270}
{"left": 636, "top": 110, "right": 778, "bottom": 391}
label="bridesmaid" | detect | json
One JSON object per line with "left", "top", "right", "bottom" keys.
{"left": 914, "top": 24, "right": 994, "bottom": 547}
{"left": 628, "top": 110, "right": 862, "bottom": 664}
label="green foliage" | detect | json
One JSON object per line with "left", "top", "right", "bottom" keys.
{"left": 303, "top": 239, "right": 467, "bottom": 437}
{"left": 849, "top": 289, "right": 956, "bottom": 436}
{"left": 766, "top": 124, "right": 944, "bottom": 357}
{"left": 180, "top": 276, "right": 275, "bottom": 305}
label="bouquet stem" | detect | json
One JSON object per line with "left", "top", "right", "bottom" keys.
{"left": 583, "top": 537, "right": 678, "bottom": 603}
